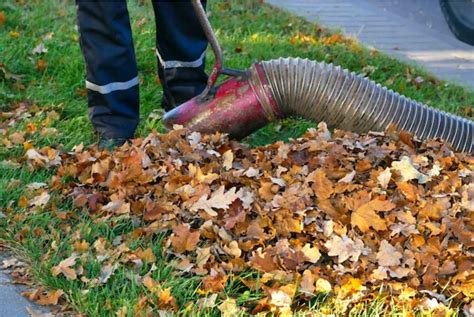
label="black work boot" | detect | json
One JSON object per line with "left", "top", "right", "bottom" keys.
{"left": 98, "top": 137, "right": 128, "bottom": 151}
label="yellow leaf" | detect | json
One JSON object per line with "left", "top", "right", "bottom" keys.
{"left": 73, "top": 240, "right": 89, "bottom": 253}
{"left": 339, "top": 277, "right": 365, "bottom": 298}
{"left": 301, "top": 243, "right": 321, "bottom": 263}
{"left": 157, "top": 287, "right": 178, "bottom": 311}
{"left": 218, "top": 298, "right": 239, "bottom": 317}
{"left": 222, "top": 150, "right": 233, "bottom": 170}
{"left": 315, "top": 278, "right": 332, "bottom": 293}
{"left": 9, "top": 31, "right": 20, "bottom": 38}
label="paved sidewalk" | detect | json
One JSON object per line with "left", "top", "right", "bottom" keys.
{"left": 266, "top": 0, "right": 474, "bottom": 90}
{"left": 0, "top": 254, "right": 52, "bottom": 317}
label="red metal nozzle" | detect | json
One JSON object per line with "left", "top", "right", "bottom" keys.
{"left": 162, "top": 64, "right": 279, "bottom": 139}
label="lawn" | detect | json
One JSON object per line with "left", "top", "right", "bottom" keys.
{"left": 0, "top": 0, "right": 473, "bottom": 316}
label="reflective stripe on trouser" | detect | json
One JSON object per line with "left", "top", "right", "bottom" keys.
{"left": 76, "top": 0, "right": 209, "bottom": 137}
{"left": 76, "top": 0, "right": 139, "bottom": 139}
{"left": 152, "top": 0, "right": 209, "bottom": 110}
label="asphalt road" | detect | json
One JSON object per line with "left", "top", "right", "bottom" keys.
{"left": 267, "top": 0, "right": 474, "bottom": 88}
{"left": 364, "top": 0, "right": 458, "bottom": 41}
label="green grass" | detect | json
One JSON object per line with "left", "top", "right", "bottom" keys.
{"left": 0, "top": 0, "right": 472, "bottom": 315}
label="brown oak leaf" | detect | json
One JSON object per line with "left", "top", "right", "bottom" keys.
{"left": 190, "top": 186, "right": 239, "bottom": 216}
{"left": 324, "top": 235, "right": 367, "bottom": 263}
{"left": 170, "top": 224, "right": 200, "bottom": 253}
{"left": 250, "top": 249, "right": 279, "bottom": 272}
{"left": 201, "top": 270, "right": 228, "bottom": 293}
{"left": 376, "top": 240, "right": 402, "bottom": 267}
{"left": 309, "top": 168, "right": 334, "bottom": 200}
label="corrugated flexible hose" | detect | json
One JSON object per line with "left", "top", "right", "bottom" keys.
{"left": 253, "top": 58, "right": 473, "bottom": 153}
{"left": 163, "top": 57, "right": 473, "bottom": 154}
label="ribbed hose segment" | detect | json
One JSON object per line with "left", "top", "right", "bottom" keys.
{"left": 257, "top": 58, "right": 473, "bottom": 154}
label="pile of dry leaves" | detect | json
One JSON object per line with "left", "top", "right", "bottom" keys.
{"left": 21, "top": 123, "right": 474, "bottom": 315}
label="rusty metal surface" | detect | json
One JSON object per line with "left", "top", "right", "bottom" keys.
{"left": 162, "top": 73, "right": 270, "bottom": 139}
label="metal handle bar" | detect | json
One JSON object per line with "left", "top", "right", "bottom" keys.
{"left": 191, "top": 0, "right": 244, "bottom": 99}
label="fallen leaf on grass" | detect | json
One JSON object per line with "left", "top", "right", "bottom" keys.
{"left": 315, "top": 278, "right": 332, "bottom": 293}
{"left": 32, "top": 43, "right": 48, "bottom": 55}
{"left": 101, "top": 199, "right": 130, "bottom": 214}
{"left": 9, "top": 31, "right": 20, "bottom": 38}
{"left": 201, "top": 270, "right": 227, "bottom": 293}
{"left": 25, "top": 148, "right": 61, "bottom": 168}
{"left": 51, "top": 255, "right": 78, "bottom": 280}
{"left": 73, "top": 240, "right": 89, "bottom": 253}
{"left": 29, "top": 192, "right": 50, "bottom": 207}
{"left": 170, "top": 224, "right": 200, "bottom": 253}
{"left": 219, "top": 298, "right": 239, "bottom": 317}
{"left": 250, "top": 249, "right": 279, "bottom": 272}
{"left": 9, "top": 132, "right": 25, "bottom": 144}
{"left": 269, "top": 284, "right": 295, "bottom": 308}
{"left": 29, "top": 124, "right": 473, "bottom": 315}
{"left": 99, "top": 263, "right": 117, "bottom": 284}
{"left": 36, "top": 289, "right": 64, "bottom": 306}
{"left": 136, "top": 248, "right": 156, "bottom": 263}
{"left": 157, "top": 287, "right": 178, "bottom": 311}
{"left": 36, "top": 59, "right": 47, "bottom": 71}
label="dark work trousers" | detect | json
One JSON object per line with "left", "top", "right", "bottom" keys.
{"left": 76, "top": 0, "right": 208, "bottom": 139}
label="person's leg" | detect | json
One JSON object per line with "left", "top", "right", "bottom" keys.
{"left": 76, "top": 0, "right": 139, "bottom": 140}
{"left": 152, "top": 0, "right": 208, "bottom": 111}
